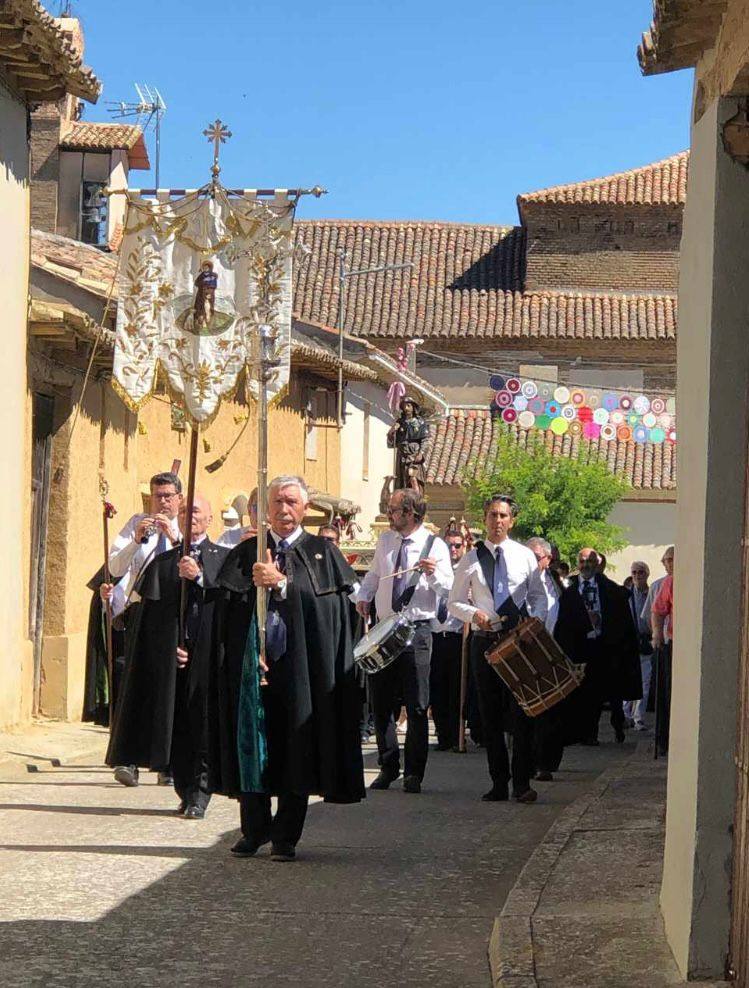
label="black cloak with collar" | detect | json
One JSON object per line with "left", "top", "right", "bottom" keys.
{"left": 105, "top": 538, "right": 228, "bottom": 770}
{"left": 568, "top": 572, "right": 642, "bottom": 700}
{"left": 208, "top": 531, "right": 365, "bottom": 803}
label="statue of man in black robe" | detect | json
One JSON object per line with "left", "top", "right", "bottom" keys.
{"left": 106, "top": 494, "right": 228, "bottom": 818}
{"left": 387, "top": 396, "right": 430, "bottom": 495}
{"left": 209, "top": 474, "right": 365, "bottom": 862}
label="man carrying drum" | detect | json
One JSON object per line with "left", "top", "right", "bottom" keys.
{"left": 354, "top": 488, "right": 453, "bottom": 794}
{"left": 448, "top": 494, "right": 545, "bottom": 803}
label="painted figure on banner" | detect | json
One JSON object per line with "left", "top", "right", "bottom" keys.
{"left": 388, "top": 396, "right": 429, "bottom": 495}
{"left": 194, "top": 260, "right": 218, "bottom": 329}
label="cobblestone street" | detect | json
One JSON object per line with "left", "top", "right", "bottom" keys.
{"left": 0, "top": 732, "right": 629, "bottom": 988}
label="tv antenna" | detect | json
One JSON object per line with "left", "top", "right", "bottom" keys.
{"left": 106, "top": 83, "right": 167, "bottom": 187}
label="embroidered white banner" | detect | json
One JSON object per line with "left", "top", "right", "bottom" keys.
{"left": 113, "top": 188, "right": 294, "bottom": 424}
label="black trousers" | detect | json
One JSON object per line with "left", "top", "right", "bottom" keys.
{"left": 170, "top": 672, "right": 211, "bottom": 810}
{"left": 370, "top": 622, "right": 432, "bottom": 781}
{"left": 470, "top": 636, "right": 534, "bottom": 794}
{"left": 240, "top": 792, "right": 309, "bottom": 847}
{"left": 430, "top": 631, "right": 463, "bottom": 748}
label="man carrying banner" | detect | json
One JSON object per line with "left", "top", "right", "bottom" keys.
{"left": 209, "top": 475, "right": 365, "bottom": 861}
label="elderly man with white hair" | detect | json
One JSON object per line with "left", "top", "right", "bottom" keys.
{"left": 209, "top": 475, "right": 365, "bottom": 862}
{"left": 624, "top": 560, "right": 655, "bottom": 731}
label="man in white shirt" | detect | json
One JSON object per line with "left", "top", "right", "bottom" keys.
{"left": 104, "top": 471, "right": 182, "bottom": 787}
{"left": 527, "top": 537, "right": 560, "bottom": 636}
{"left": 355, "top": 488, "right": 453, "bottom": 794}
{"left": 430, "top": 531, "right": 468, "bottom": 751}
{"left": 218, "top": 489, "right": 258, "bottom": 548}
{"left": 448, "top": 494, "right": 544, "bottom": 803}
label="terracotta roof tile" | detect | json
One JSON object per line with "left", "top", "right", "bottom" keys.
{"left": 31, "top": 228, "right": 119, "bottom": 297}
{"left": 0, "top": 3, "right": 100, "bottom": 101}
{"left": 293, "top": 221, "right": 676, "bottom": 342}
{"left": 518, "top": 152, "right": 689, "bottom": 207}
{"left": 60, "top": 122, "right": 150, "bottom": 168}
{"left": 425, "top": 409, "right": 675, "bottom": 492}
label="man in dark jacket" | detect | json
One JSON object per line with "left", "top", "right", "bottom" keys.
{"left": 568, "top": 547, "right": 642, "bottom": 744}
{"left": 106, "top": 494, "right": 227, "bottom": 818}
{"left": 209, "top": 475, "right": 365, "bottom": 862}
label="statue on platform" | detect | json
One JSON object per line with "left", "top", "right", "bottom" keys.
{"left": 387, "top": 396, "right": 430, "bottom": 496}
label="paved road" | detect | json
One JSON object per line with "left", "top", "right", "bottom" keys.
{"left": 0, "top": 733, "right": 628, "bottom": 987}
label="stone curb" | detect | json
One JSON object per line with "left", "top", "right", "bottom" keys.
{"left": 488, "top": 745, "right": 645, "bottom": 988}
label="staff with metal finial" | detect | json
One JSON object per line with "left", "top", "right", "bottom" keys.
{"left": 99, "top": 478, "right": 117, "bottom": 728}
{"left": 178, "top": 120, "right": 232, "bottom": 644}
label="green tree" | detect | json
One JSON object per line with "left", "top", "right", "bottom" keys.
{"left": 462, "top": 426, "right": 629, "bottom": 563}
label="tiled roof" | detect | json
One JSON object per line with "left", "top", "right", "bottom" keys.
{"left": 60, "top": 122, "right": 150, "bottom": 169}
{"left": 638, "top": 0, "right": 727, "bottom": 75}
{"left": 293, "top": 221, "right": 675, "bottom": 342}
{"left": 518, "top": 152, "right": 689, "bottom": 207}
{"left": 0, "top": 3, "right": 100, "bottom": 101}
{"left": 425, "top": 409, "right": 676, "bottom": 492}
{"left": 31, "top": 228, "right": 119, "bottom": 297}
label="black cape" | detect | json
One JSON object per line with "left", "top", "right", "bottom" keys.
{"left": 105, "top": 539, "right": 228, "bottom": 770}
{"left": 83, "top": 566, "right": 109, "bottom": 726}
{"left": 568, "top": 573, "right": 642, "bottom": 700}
{"left": 208, "top": 532, "right": 365, "bottom": 803}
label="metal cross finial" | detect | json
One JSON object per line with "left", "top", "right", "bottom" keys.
{"left": 203, "top": 118, "right": 232, "bottom": 180}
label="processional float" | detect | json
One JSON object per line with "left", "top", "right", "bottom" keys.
{"left": 107, "top": 121, "right": 324, "bottom": 693}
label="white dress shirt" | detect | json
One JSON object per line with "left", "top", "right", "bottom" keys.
{"left": 528, "top": 567, "right": 560, "bottom": 635}
{"left": 432, "top": 564, "right": 465, "bottom": 633}
{"left": 448, "top": 536, "right": 541, "bottom": 629}
{"left": 108, "top": 512, "right": 180, "bottom": 613}
{"left": 217, "top": 526, "right": 246, "bottom": 548}
{"left": 354, "top": 524, "right": 453, "bottom": 623}
{"left": 268, "top": 525, "right": 304, "bottom": 599}
{"left": 578, "top": 576, "right": 602, "bottom": 638}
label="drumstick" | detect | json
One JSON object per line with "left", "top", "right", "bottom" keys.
{"left": 457, "top": 622, "right": 470, "bottom": 754}
{"left": 378, "top": 565, "right": 421, "bottom": 582}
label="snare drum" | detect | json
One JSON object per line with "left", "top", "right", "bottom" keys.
{"left": 354, "top": 613, "right": 416, "bottom": 674}
{"left": 485, "top": 617, "right": 583, "bottom": 717}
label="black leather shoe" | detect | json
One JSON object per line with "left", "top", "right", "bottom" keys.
{"left": 271, "top": 844, "right": 296, "bottom": 862}
{"left": 370, "top": 770, "right": 400, "bottom": 790}
{"left": 183, "top": 805, "right": 206, "bottom": 820}
{"left": 176, "top": 801, "right": 187, "bottom": 816}
{"left": 535, "top": 770, "right": 553, "bottom": 782}
{"left": 481, "top": 786, "right": 509, "bottom": 802}
{"left": 231, "top": 836, "right": 270, "bottom": 858}
{"left": 157, "top": 771, "right": 173, "bottom": 786}
{"left": 615, "top": 729, "right": 626, "bottom": 743}
{"left": 113, "top": 765, "right": 139, "bottom": 787}
{"left": 402, "top": 775, "right": 421, "bottom": 794}
{"left": 514, "top": 787, "right": 539, "bottom": 804}
{"left": 580, "top": 738, "right": 600, "bottom": 746}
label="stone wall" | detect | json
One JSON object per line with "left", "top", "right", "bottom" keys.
{"left": 30, "top": 102, "right": 62, "bottom": 235}
{"left": 523, "top": 203, "right": 682, "bottom": 293}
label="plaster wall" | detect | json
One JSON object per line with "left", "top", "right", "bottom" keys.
{"left": 0, "top": 82, "right": 34, "bottom": 730}
{"left": 341, "top": 381, "right": 394, "bottom": 532}
{"left": 606, "top": 499, "right": 675, "bottom": 579}
{"left": 108, "top": 151, "right": 128, "bottom": 244}
{"left": 37, "top": 371, "right": 341, "bottom": 720}
{"left": 660, "top": 95, "right": 749, "bottom": 980}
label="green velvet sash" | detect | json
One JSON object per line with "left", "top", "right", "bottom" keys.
{"left": 237, "top": 611, "right": 268, "bottom": 792}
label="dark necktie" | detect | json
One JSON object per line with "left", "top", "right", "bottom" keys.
{"left": 266, "top": 538, "right": 289, "bottom": 662}
{"left": 185, "top": 543, "right": 202, "bottom": 644}
{"left": 437, "top": 597, "right": 448, "bottom": 623}
{"left": 493, "top": 546, "right": 508, "bottom": 610}
{"left": 391, "top": 537, "right": 413, "bottom": 612}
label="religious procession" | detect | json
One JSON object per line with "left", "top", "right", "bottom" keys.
{"left": 3, "top": 0, "right": 749, "bottom": 986}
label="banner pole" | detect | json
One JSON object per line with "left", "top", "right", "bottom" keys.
{"left": 179, "top": 425, "right": 199, "bottom": 647}
{"left": 256, "top": 325, "right": 272, "bottom": 670}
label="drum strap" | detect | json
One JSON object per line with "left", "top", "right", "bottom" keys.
{"left": 393, "top": 534, "right": 436, "bottom": 613}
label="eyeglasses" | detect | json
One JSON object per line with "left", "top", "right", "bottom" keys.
{"left": 631, "top": 569, "right": 647, "bottom": 575}
{"left": 387, "top": 506, "right": 411, "bottom": 515}
{"left": 153, "top": 491, "right": 179, "bottom": 500}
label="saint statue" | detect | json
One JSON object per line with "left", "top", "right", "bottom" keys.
{"left": 387, "top": 396, "right": 430, "bottom": 495}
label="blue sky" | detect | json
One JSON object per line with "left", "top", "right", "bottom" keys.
{"left": 72, "top": 0, "right": 693, "bottom": 226}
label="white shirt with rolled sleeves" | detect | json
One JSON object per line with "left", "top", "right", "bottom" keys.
{"left": 447, "top": 536, "right": 542, "bottom": 628}
{"left": 354, "top": 525, "right": 453, "bottom": 622}
{"left": 108, "top": 512, "right": 180, "bottom": 610}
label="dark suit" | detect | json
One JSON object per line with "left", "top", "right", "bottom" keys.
{"left": 568, "top": 573, "right": 642, "bottom": 742}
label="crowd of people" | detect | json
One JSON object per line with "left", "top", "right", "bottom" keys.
{"left": 84, "top": 472, "right": 674, "bottom": 861}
